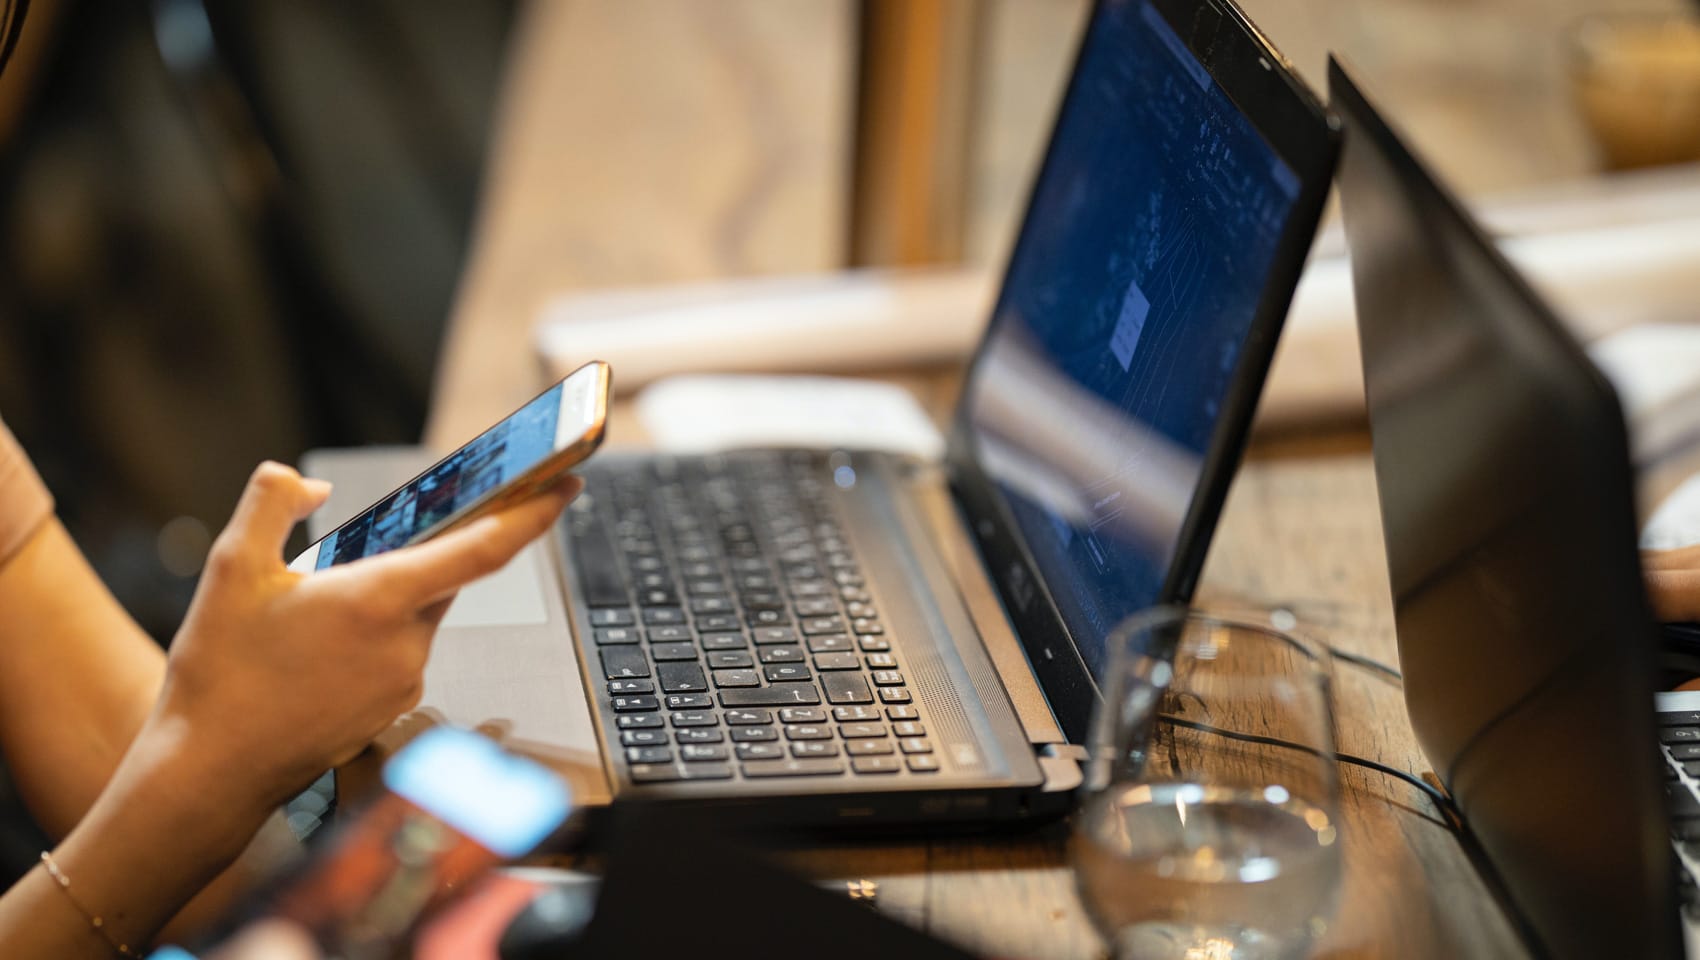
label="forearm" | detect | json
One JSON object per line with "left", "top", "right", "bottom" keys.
{"left": 0, "top": 519, "right": 166, "bottom": 837}
{"left": 0, "top": 715, "right": 271, "bottom": 957}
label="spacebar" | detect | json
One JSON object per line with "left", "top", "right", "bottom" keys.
{"left": 741, "top": 758, "right": 845, "bottom": 778}
{"left": 718, "top": 683, "right": 821, "bottom": 707}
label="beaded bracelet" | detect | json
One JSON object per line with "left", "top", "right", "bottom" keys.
{"left": 39, "top": 851, "right": 139, "bottom": 957}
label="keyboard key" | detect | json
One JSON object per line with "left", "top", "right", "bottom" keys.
{"left": 698, "top": 614, "right": 742, "bottom": 633}
{"left": 643, "top": 607, "right": 687, "bottom": 625}
{"left": 701, "top": 633, "right": 748, "bottom": 651}
{"left": 730, "top": 726, "right": 779, "bottom": 743}
{"left": 780, "top": 707, "right": 827, "bottom": 724}
{"left": 691, "top": 597, "right": 735, "bottom": 615}
{"left": 832, "top": 706, "right": 880, "bottom": 722}
{"left": 885, "top": 705, "right": 920, "bottom": 721}
{"left": 626, "top": 746, "right": 672, "bottom": 764}
{"left": 664, "top": 693, "right": 714, "bottom": 710}
{"left": 607, "top": 679, "right": 654, "bottom": 695}
{"left": 713, "top": 669, "right": 761, "bottom": 688}
{"left": 785, "top": 724, "right": 832, "bottom": 741}
{"left": 892, "top": 721, "right": 926, "bottom": 737}
{"left": 899, "top": 738, "right": 933, "bottom": 754}
{"left": 616, "top": 714, "right": 664, "bottom": 730}
{"left": 651, "top": 642, "right": 699, "bottom": 662}
{"left": 628, "top": 763, "right": 682, "bottom": 783}
{"left": 600, "top": 648, "right": 651, "bottom": 680}
{"left": 795, "top": 598, "right": 839, "bottom": 617}
{"left": 679, "top": 762, "right": 734, "bottom": 780}
{"left": 871, "top": 670, "right": 905, "bottom": 686}
{"left": 736, "top": 742, "right": 785, "bottom": 761}
{"left": 808, "top": 634, "right": 853, "bottom": 653}
{"left": 594, "top": 627, "right": 641, "bottom": 645}
{"left": 741, "top": 758, "right": 846, "bottom": 778}
{"left": 1672, "top": 744, "right": 1700, "bottom": 760}
{"left": 802, "top": 616, "right": 845, "bottom": 635}
{"left": 658, "top": 664, "right": 709, "bottom": 694}
{"left": 641, "top": 589, "right": 679, "bottom": 607}
{"left": 707, "top": 651, "right": 754, "bottom": 669}
{"left": 765, "top": 665, "right": 813, "bottom": 683}
{"left": 846, "top": 739, "right": 894, "bottom": 756}
{"left": 865, "top": 653, "right": 897, "bottom": 669}
{"left": 792, "top": 741, "right": 840, "bottom": 758}
{"left": 823, "top": 673, "right": 874, "bottom": 705}
{"left": 752, "top": 627, "right": 799, "bottom": 646}
{"left": 648, "top": 624, "right": 693, "bottom": 642}
{"left": 1661, "top": 728, "right": 1700, "bottom": 744}
{"left": 858, "top": 636, "right": 892, "bottom": 653}
{"left": 814, "top": 652, "right": 860, "bottom": 671}
{"left": 724, "top": 709, "right": 773, "bottom": 725}
{"left": 906, "top": 754, "right": 941, "bottom": 773}
{"left": 852, "top": 619, "right": 884, "bottom": 635}
{"left": 719, "top": 683, "right": 822, "bottom": 707}
{"left": 879, "top": 687, "right": 913, "bottom": 705}
{"left": 852, "top": 756, "right": 903, "bottom": 774}
{"left": 1662, "top": 712, "right": 1700, "bottom": 727}
{"left": 670, "top": 711, "right": 719, "bottom": 727}
{"left": 612, "top": 696, "right": 660, "bottom": 713}
{"left": 846, "top": 602, "right": 878, "bottom": 620}
{"left": 675, "top": 727, "right": 724, "bottom": 744}
{"left": 681, "top": 744, "right": 730, "bottom": 762}
{"left": 754, "top": 648, "right": 803, "bottom": 669}
{"left": 748, "top": 609, "right": 792, "bottom": 627}
{"left": 839, "top": 723, "right": 887, "bottom": 739}
{"left": 620, "top": 729, "right": 669, "bottom": 746}
{"left": 590, "top": 608, "right": 636, "bottom": 627}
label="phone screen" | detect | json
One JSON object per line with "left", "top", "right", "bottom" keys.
{"left": 310, "top": 370, "right": 600, "bottom": 570}
{"left": 266, "top": 728, "right": 572, "bottom": 954}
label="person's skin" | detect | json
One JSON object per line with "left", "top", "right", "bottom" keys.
{"left": 0, "top": 461, "right": 577, "bottom": 958}
{"left": 1646, "top": 546, "right": 1700, "bottom": 623}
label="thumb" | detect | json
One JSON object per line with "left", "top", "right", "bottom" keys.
{"left": 219, "top": 462, "right": 333, "bottom": 566}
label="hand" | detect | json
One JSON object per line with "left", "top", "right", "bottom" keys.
{"left": 202, "top": 920, "right": 323, "bottom": 960}
{"left": 144, "top": 461, "right": 579, "bottom": 829}
{"left": 1644, "top": 545, "right": 1700, "bottom": 622}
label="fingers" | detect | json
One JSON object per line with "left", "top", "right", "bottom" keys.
{"left": 360, "top": 480, "right": 577, "bottom": 608}
{"left": 1647, "top": 567, "right": 1700, "bottom": 622}
{"left": 212, "top": 919, "right": 323, "bottom": 960}
{"left": 215, "top": 462, "right": 333, "bottom": 569}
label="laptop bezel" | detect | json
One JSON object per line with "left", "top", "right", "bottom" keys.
{"left": 944, "top": 0, "right": 1339, "bottom": 743}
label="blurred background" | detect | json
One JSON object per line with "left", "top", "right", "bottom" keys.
{"left": 0, "top": 0, "right": 1695, "bottom": 640}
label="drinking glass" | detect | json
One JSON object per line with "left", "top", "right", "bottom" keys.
{"left": 1072, "top": 607, "right": 1342, "bottom": 960}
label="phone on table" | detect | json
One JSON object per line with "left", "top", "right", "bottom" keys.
{"left": 289, "top": 361, "right": 610, "bottom": 572}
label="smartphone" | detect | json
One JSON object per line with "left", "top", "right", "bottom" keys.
{"left": 289, "top": 361, "right": 610, "bottom": 572}
{"left": 234, "top": 727, "right": 573, "bottom": 960}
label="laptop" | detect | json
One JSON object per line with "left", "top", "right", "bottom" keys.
{"left": 1331, "top": 59, "right": 1694, "bottom": 959}
{"left": 308, "top": 0, "right": 1336, "bottom": 829}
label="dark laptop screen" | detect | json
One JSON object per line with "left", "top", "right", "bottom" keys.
{"left": 962, "top": 0, "right": 1301, "bottom": 682}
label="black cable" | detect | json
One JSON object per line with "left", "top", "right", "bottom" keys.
{"left": 1155, "top": 713, "right": 1554, "bottom": 958}
{"left": 1158, "top": 715, "right": 1459, "bottom": 825}
{"left": 1324, "top": 644, "right": 1404, "bottom": 683}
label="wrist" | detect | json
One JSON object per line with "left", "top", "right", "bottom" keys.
{"left": 121, "top": 712, "right": 277, "bottom": 863}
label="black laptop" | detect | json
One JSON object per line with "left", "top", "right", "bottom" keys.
{"left": 1331, "top": 59, "right": 1693, "bottom": 958}
{"left": 310, "top": 0, "right": 1337, "bottom": 830}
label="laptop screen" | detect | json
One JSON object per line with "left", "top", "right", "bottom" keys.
{"left": 961, "top": 0, "right": 1301, "bottom": 683}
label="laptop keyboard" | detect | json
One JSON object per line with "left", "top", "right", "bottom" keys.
{"left": 562, "top": 451, "right": 941, "bottom": 784}
{"left": 1657, "top": 709, "right": 1700, "bottom": 915}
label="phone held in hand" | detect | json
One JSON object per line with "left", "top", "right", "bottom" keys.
{"left": 249, "top": 728, "right": 571, "bottom": 959}
{"left": 288, "top": 361, "right": 611, "bottom": 572}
